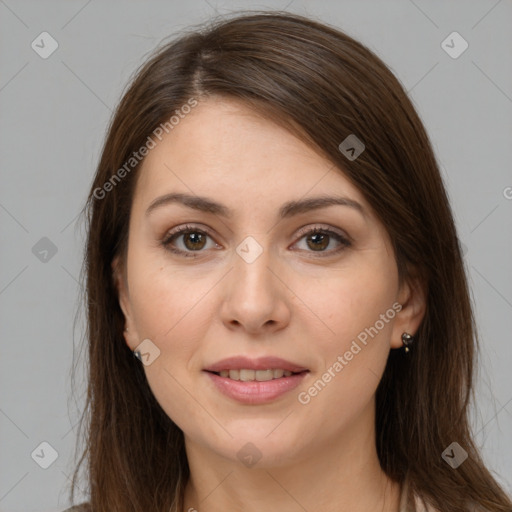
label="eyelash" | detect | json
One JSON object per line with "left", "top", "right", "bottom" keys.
{"left": 161, "top": 224, "right": 351, "bottom": 258}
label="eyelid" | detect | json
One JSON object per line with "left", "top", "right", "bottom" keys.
{"left": 293, "top": 223, "right": 352, "bottom": 244}
{"left": 162, "top": 223, "right": 217, "bottom": 241}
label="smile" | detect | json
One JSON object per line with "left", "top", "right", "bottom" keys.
{"left": 215, "top": 369, "right": 297, "bottom": 381}
{"left": 204, "top": 369, "right": 309, "bottom": 404}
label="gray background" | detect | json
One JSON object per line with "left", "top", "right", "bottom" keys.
{"left": 1, "top": 0, "right": 511, "bottom": 510}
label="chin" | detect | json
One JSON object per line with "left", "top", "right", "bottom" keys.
{"left": 206, "top": 428, "right": 307, "bottom": 469}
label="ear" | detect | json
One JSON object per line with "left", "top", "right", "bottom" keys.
{"left": 390, "top": 272, "right": 427, "bottom": 349}
{"left": 111, "top": 255, "right": 139, "bottom": 350}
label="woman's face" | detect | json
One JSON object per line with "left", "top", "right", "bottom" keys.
{"left": 114, "top": 97, "right": 423, "bottom": 468}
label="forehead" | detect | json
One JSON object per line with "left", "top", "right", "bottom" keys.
{"left": 132, "top": 97, "right": 368, "bottom": 213}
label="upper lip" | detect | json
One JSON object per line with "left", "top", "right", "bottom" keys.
{"left": 204, "top": 356, "right": 309, "bottom": 373}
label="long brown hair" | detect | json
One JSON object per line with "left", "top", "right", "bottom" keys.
{"left": 70, "top": 10, "right": 512, "bottom": 512}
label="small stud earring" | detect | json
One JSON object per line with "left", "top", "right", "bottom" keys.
{"left": 401, "top": 332, "right": 414, "bottom": 353}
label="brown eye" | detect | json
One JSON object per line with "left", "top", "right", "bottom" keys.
{"left": 181, "top": 232, "right": 207, "bottom": 251}
{"left": 162, "top": 225, "right": 218, "bottom": 257}
{"left": 293, "top": 226, "right": 351, "bottom": 256}
{"left": 305, "top": 232, "right": 330, "bottom": 251}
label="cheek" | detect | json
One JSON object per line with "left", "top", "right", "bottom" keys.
{"left": 299, "top": 282, "right": 394, "bottom": 435}
{"left": 144, "top": 364, "right": 213, "bottom": 441}
{"left": 128, "top": 256, "right": 217, "bottom": 343}
{"left": 292, "top": 257, "right": 398, "bottom": 349}
{"left": 129, "top": 288, "right": 210, "bottom": 434}
{"left": 126, "top": 257, "right": 219, "bottom": 430}
{"left": 293, "top": 261, "right": 397, "bottom": 406}
{"left": 294, "top": 264, "right": 398, "bottom": 423}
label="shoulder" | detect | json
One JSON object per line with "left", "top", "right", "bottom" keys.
{"left": 412, "top": 495, "right": 440, "bottom": 512}
{"left": 62, "top": 504, "right": 91, "bottom": 512}
{"left": 400, "top": 474, "right": 440, "bottom": 512}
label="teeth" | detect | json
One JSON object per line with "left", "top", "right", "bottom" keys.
{"left": 255, "top": 369, "right": 274, "bottom": 381}
{"left": 217, "top": 368, "right": 298, "bottom": 381}
{"left": 239, "top": 369, "right": 255, "bottom": 381}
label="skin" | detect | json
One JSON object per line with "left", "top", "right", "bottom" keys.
{"left": 113, "top": 97, "right": 426, "bottom": 512}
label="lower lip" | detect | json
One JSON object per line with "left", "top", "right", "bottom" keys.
{"left": 204, "top": 371, "right": 308, "bottom": 404}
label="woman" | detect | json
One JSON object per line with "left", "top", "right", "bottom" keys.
{"left": 67, "top": 10, "right": 512, "bottom": 512}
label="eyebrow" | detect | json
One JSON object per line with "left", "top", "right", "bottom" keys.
{"left": 145, "top": 192, "right": 366, "bottom": 219}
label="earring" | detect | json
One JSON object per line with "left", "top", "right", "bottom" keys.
{"left": 401, "top": 332, "right": 414, "bottom": 353}
{"left": 124, "top": 327, "right": 129, "bottom": 332}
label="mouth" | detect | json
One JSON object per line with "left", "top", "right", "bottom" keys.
{"left": 205, "top": 368, "right": 308, "bottom": 381}
{"left": 203, "top": 356, "right": 310, "bottom": 404}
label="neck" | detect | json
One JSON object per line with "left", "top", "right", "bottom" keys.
{"left": 180, "top": 401, "right": 401, "bottom": 512}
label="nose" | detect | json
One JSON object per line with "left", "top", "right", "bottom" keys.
{"left": 220, "top": 241, "right": 291, "bottom": 335}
